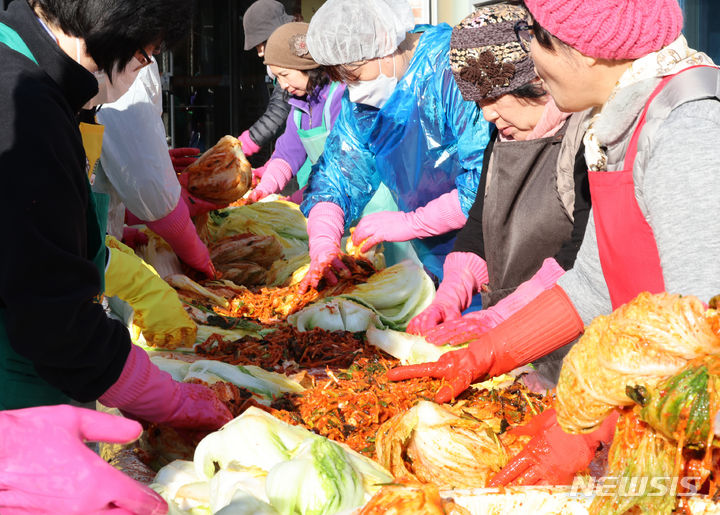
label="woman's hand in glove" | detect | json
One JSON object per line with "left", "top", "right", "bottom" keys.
{"left": 406, "top": 303, "right": 463, "bottom": 336}
{"left": 0, "top": 405, "right": 167, "bottom": 515}
{"left": 238, "top": 130, "right": 261, "bottom": 156}
{"left": 351, "top": 190, "right": 468, "bottom": 251}
{"left": 406, "top": 252, "right": 489, "bottom": 335}
{"left": 100, "top": 345, "right": 232, "bottom": 431}
{"left": 121, "top": 226, "right": 148, "bottom": 250}
{"left": 298, "top": 202, "right": 349, "bottom": 294}
{"left": 169, "top": 147, "right": 200, "bottom": 173}
{"left": 177, "top": 172, "right": 229, "bottom": 217}
{"left": 424, "top": 258, "right": 565, "bottom": 346}
{"left": 488, "top": 409, "right": 618, "bottom": 486}
{"left": 298, "top": 251, "right": 350, "bottom": 294}
{"left": 387, "top": 343, "right": 497, "bottom": 403}
{"left": 247, "top": 159, "right": 293, "bottom": 203}
{"left": 424, "top": 310, "right": 505, "bottom": 346}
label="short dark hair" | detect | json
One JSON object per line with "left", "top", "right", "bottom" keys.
{"left": 306, "top": 67, "right": 331, "bottom": 102}
{"left": 530, "top": 17, "right": 557, "bottom": 52}
{"left": 28, "top": 0, "right": 194, "bottom": 79}
{"left": 509, "top": 81, "right": 546, "bottom": 99}
{"left": 325, "top": 63, "right": 364, "bottom": 84}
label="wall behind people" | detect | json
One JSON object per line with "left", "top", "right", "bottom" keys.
{"left": 301, "top": 0, "right": 325, "bottom": 21}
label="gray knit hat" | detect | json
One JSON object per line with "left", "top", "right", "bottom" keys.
{"left": 450, "top": 3, "right": 537, "bottom": 101}
{"left": 243, "top": 0, "right": 294, "bottom": 51}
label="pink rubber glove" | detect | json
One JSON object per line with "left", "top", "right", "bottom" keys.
{"left": 425, "top": 258, "right": 565, "bottom": 346}
{"left": 168, "top": 147, "right": 200, "bottom": 173}
{"left": 238, "top": 130, "right": 261, "bottom": 156}
{"left": 121, "top": 226, "right": 149, "bottom": 250}
{"left": 351, "top": 190, "right": 467, "bottom": 252}
{"left": 407, "top": 252, "right": 489, "bottom": 335}
{"left": 489, "top": 409, "right": 619, "bottom": 486}
{"left": 138, "top": 199, "right": 215, "bottom": 278}
{"left": 100, "top": 345, "right": 232, "bottom": 431}
{"left": 248, "top": 158, "right": 293, "bottom": 202}
{"left": 253, "top": 164, "right": 267, "bottom": 179}
{"left": 298, "top": 202, "right": 349, "bottom": 294}
{"left": 0, "top": 405, "right": 167, "bottom": 515}
{"left": 177, "top": 172, "right": 229, "bottom": 217}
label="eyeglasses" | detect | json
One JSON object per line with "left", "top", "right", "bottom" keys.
{"left": 514, "top": 20, "right": 534, "bottom": 53}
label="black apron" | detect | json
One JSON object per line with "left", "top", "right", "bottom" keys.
{"left": 481, "top": 125, "right": 573, "bottom": 307}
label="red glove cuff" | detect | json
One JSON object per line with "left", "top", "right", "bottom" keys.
{"left": 483, "top": 285, "right": 584, "bottom": 377}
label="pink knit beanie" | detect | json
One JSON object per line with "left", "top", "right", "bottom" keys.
{"left": 524, "top": 0, "right": 683, "bottom": 60}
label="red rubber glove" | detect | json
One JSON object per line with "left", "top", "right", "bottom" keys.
{"left": 99, "top": 345, "right": 232, "bottom": 431}
{"left": 488, "top": 409, "right": 619, "bottom": 486}
{"left": 387, "top": 285, "right": 584, "bottom": 403}
{"left": 298, "top": 202, "right": 350, "bottom": 294}
{"left": 406, "top": 252, "right": 489, "bottom": 335}
{"left": 177, "top": 171, "right": 229, "bottom": 217}
{"left": 168, "top": 147, "right": 200, "bottom": 173}
{"left": 248, "top": 158, "right": 293, "bottom": 203}
{"left": 0, "top": 405, "right": 167, "bottom": 514}
{"left": 121, "top": 226, "right": 149, "bottom": 250}
{"left": 424, "top": 258, "right": 565, "bottom": 346}
{"left": 238, "top": 130, "right": 261, "bottom": 156}
{"left": 142, "top": 199, "right": 215, "bottom": 278}
{"left": 351, "top": 190, "right": 466, "bottom": 252}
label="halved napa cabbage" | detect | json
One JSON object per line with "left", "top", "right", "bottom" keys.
{"left": 157, "top": 408, "right": 392, "bottom": 514}
{"left": 208, "top": 201, "right": 308, "bottom": 242}
{"left": 288, "top": 261, "right": 435, "bottom": 332}
{"left": 365, "top": 325, "right": 466, "bottom": 365}
{"left": 288, "top": 298, "right": 383, "bottom": 333}
{"left": 151, "top": 358, "right": 304, "bottom": 404}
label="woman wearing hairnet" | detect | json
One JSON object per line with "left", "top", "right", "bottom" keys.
{"left": 299, "top": 0, "right": 492, "bottom": 291}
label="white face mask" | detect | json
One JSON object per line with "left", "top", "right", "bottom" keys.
{"left": 347, "top": 55, "right": 397, "bottom": 108}
{"left": 83, "top": 57, "right": 145, "bottom": 109}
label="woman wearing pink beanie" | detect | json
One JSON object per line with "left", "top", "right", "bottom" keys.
{"left": 388, "top": 0, "right": 720, "bottom": 486}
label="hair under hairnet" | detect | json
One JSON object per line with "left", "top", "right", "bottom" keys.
{"left": 306, "top": 0, "right": 415, "bottom": 65}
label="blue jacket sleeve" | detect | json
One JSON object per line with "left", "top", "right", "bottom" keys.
{"left": 438, "top": 64, "right": 491, "bottom": 215}
{"left": 300, "top": 93, "right": 380, "bottom": 226}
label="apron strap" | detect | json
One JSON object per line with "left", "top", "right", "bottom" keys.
{"left": 293, "top": 104, "right": 303, "bottom": 130}
{"left": 293, "top": 81, "right": 341, "bottom": 132}
{"left": 623, "top": 65, "right": 720, "bottom": 169}
{"left": 321, "top": 82, "right": 341, "bottom": 128}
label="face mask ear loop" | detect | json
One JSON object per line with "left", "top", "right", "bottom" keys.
{"left": 75, "top": 38, "right": 82, "bottom": 63}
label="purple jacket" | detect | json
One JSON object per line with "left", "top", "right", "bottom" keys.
{"left": 271, "top": 81, "right": 346, "bottom": 173}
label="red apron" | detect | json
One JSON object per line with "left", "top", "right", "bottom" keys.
{"left": 588, "top": 67, "right": 709, "bottom": 310}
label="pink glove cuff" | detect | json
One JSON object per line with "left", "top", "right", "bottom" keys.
{"left": 145, "top": 199, "right": 212, "bottom": 274}
{"left": 491, "top": 258, "right": 565, "bottom": 318}
{"left": 99, "top": 345, "right": 178, "bottom": 423}
{"left": 238, "top": 130, "right": 261, "bottom": 156}
{"left": 307, "top": 202, "right": 345, "bottom": 261}
{"left": 410, "top": 190, "right": 467, "bottom": 238}
{"left": 434, "top": 252, "right": 489, "bottom": 310}
{"left": 256, "top": 159, "right": 293, "bottom": 196}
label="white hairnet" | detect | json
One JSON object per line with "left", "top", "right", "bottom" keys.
{"left": 306, "top": 0, "right": 415, "bottom": 65}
